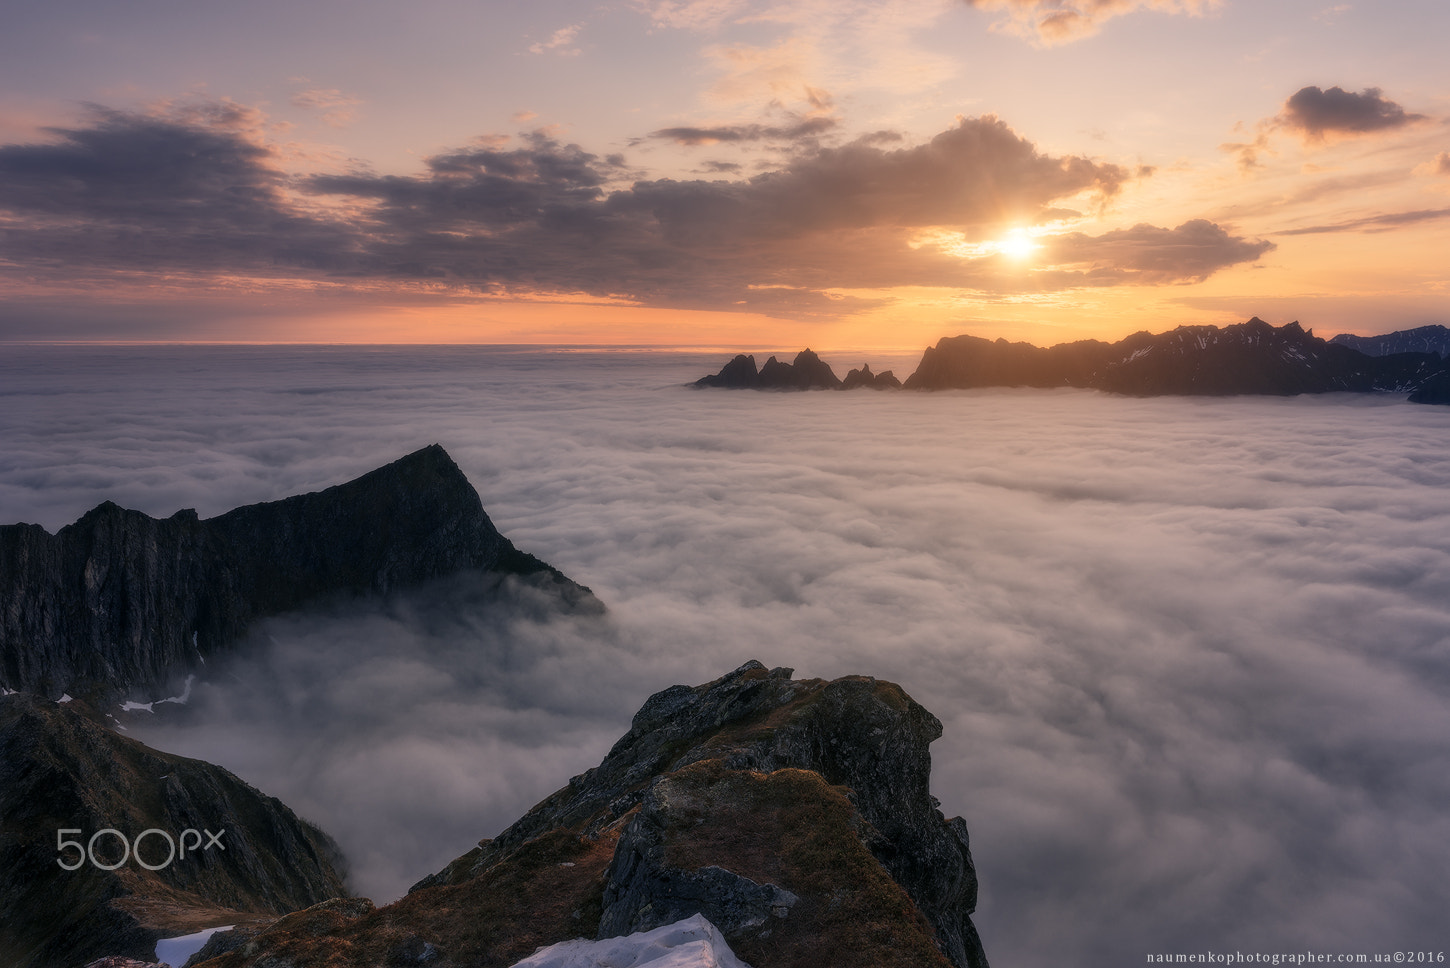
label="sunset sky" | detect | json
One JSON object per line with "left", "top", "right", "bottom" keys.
{"left": 1, "top": 0, "right": 1446, "bottom": 348}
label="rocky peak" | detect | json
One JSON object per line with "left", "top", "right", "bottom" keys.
{"left": 184, "top": 662, "right": 989, "bottom": 968}
{"left": 0, "top": 445, "right": 594, "bottom": 703}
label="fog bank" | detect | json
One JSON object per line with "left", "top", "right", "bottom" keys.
{"left": 3, "top": 345, "right": 1448, "bottom": 966}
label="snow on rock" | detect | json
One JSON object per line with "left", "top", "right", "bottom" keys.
{"left": 509, "top": 914, "right": 752, "bottom": 968}
{"left": 155, "top": 924, "right": 233, "bottom": 966}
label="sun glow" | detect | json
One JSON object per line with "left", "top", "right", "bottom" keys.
{"left": 910, "top": 226, "right": 1045, "bottom": 261}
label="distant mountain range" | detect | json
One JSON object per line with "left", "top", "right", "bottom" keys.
{"left": 694, "top": 318, "right": 1450, "bottom": 403}
{"left": 0, "top": 445, "right": 596, "bottom": 705}
{"left": 1330, "top": 325, "right": 1450, "bottom": 359}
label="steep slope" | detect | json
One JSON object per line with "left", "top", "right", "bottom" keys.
{"left": 187, "top": 662, "right": 989, "bottom": 968}
{"left": 0, "top": 693, "right": 348, "bottom": 968}
{"left": 0, "top": 444, "right": 594, "bottom": 702}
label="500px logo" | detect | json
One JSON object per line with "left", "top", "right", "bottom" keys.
{"left": 56, "top": 828, "right": 226, "bottom": 871}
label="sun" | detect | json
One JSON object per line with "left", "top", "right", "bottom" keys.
{"left": 996, "top": 228, "right": 1039, "bottom": 260}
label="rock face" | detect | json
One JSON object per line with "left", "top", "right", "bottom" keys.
{"left": 904, "top": 318, "right": 1448, "bottom": 395}
{"left": 184, "top": 662, "right": 988, "bottom": 968}
{"left": 0, "top": 692, "right": 348, "bottom": 968}
{"left": 1331, "top": 324, "right": 1450, "bottom": 359}
{"left": 0, "top": 444, "right": 594, "bottom": 702}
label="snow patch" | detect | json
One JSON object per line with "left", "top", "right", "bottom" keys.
{"left": 509, "top": 914, "right": 752, "bottom": 968}
{"left": 120, "top": 674, "right": 196, "bottom": 714}
{"left": 155, "top": 924, "right": 233, "bottom": 967}
{"left": 56, "top": 694, "right": 73, "bottom": 703}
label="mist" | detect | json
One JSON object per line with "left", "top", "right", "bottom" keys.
{"left": 3, "top": 344, "right": 1448, "bottom": 966}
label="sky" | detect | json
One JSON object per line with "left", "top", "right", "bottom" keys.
{"left": 4, "top": 346, "right": 1448, "bottom": 965}
{"left": 0, "top": 0, "right": 1446, "bottom": 347}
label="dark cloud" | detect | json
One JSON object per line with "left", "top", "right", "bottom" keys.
{"left": 0, "top": 103, "right": 1268, "bottom": 322}
{"left": 646, "top": 116, "right": 837, "bottom": 145}
{"left": 0, "top": 104, "right": 353, "bottom": 274}
{"left": 1043, "top": 219, "right": 1276, "bottom": 284}
{"left": 3, "top": 347, "right": 1448, "bottom": 966}
{"left": 1278, "top": 86, "right": 1426, "bottom": 141}
{"left": 1274, "top": 207, "right": 1450, "bottom": 236}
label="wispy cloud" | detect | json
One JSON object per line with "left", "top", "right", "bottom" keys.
{"left": 290, "top": 87, "right": 363, "bottom": 128}
{"left": 960, "top": 0, "right": 1222, "bottom": 46}
{"left": 1272, "top": 206, "right": 1450, "bottom": 236}
{"left": 528, "top": 23, "right": 584, "bottom": 56}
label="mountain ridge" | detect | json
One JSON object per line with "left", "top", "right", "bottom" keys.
{"left": 692, "top": 318, "right": 1450, "bottom": 400}
{"left": 0, "top": 444, "right": 596, "bottom": 704}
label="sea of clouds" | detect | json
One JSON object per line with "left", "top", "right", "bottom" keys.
{"left": 3, "top": 344, "right": 1449, "bottom": 967}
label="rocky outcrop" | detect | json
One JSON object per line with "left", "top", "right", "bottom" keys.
{"left": 1331, "top": 324, "right": 1450, "bottom": 359}
{"left": 184, "top": 662, "right": 988, "bottom": 968}
{"left": 695, "top": 350, "right": 842, "bottom": 389}
{"left": 841, "top": 363, "right": 901, "bottom": 390}
{"left": 0, "top": 444, "right": 595, "bottom": 703}
{"left": 903, "top": 318, "right": 1448, "bottom": 396}
{"left": 0, "top": 692, "right": 348, "bottom": 968}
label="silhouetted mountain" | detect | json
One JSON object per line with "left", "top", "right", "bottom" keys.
{"left": 841, "top": 363, "right": 902, "bottom": 389}
{"left": 0, "top": 445, "right": 596, "bottom": 704}
{"left": 902, "top": 334, "right": 1117, "bottom": 389}
{"left": 695, "top": 349, "right": 842, "bottom": 389}
{"left": 0, "top": 692, "right": 347, "bottom": 968}
{"left": 903, "top": 318, "right": 1447, "bottom": 396}
{"left": 1331, "top": 325, "right": 1450, "bottom": 359}
{"left": 187, "top": 662, "right": 989, "bottom": 968}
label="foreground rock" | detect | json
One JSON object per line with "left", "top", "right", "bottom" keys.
{"left": 0, "top": 444, "right": 595, "bottom": 703}
{"left": 186, "top": 662, "right": 989, "bottom": 968}
{"left": 0, "top": 692, "right": 348, "bottom": 968}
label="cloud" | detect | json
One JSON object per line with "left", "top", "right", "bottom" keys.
{"left": 1041, "top": 219, "right": 1275, "bottom": 284}
{"left": 961, "top": 0, "right": 1221, "bottom": 45}
{"left": 1416, "top": 151, "right": 1450, "bottom": 177}
{"left": 4, "top": 348, "right": 1449, "bottom": 968}
{"left": 645, "top": 115, "right": 837, "bottom": 145}
{"left": 290, "top": 88, "right": 363, "bottom": 127}
{"left": 0, "top": 103, "right": 1268, "bottom": 320}
{"left": 528, "top": 23, "right": 583, "bottom": 56}
{"left": 1278, "top": 86, "right": 1426, "bottom": 142}
{"left": 0, "top": 103, "right": 352, "bottom": 275}
{"left": 1272, "top": 207, "right": 1450, "bottom": 236}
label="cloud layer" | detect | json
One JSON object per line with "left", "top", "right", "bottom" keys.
{"left": 3, "top": 346, "right": 1448, "bottom": 967}
{"left": 0, "top": 104, "right": 1272, "bottom": 323}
